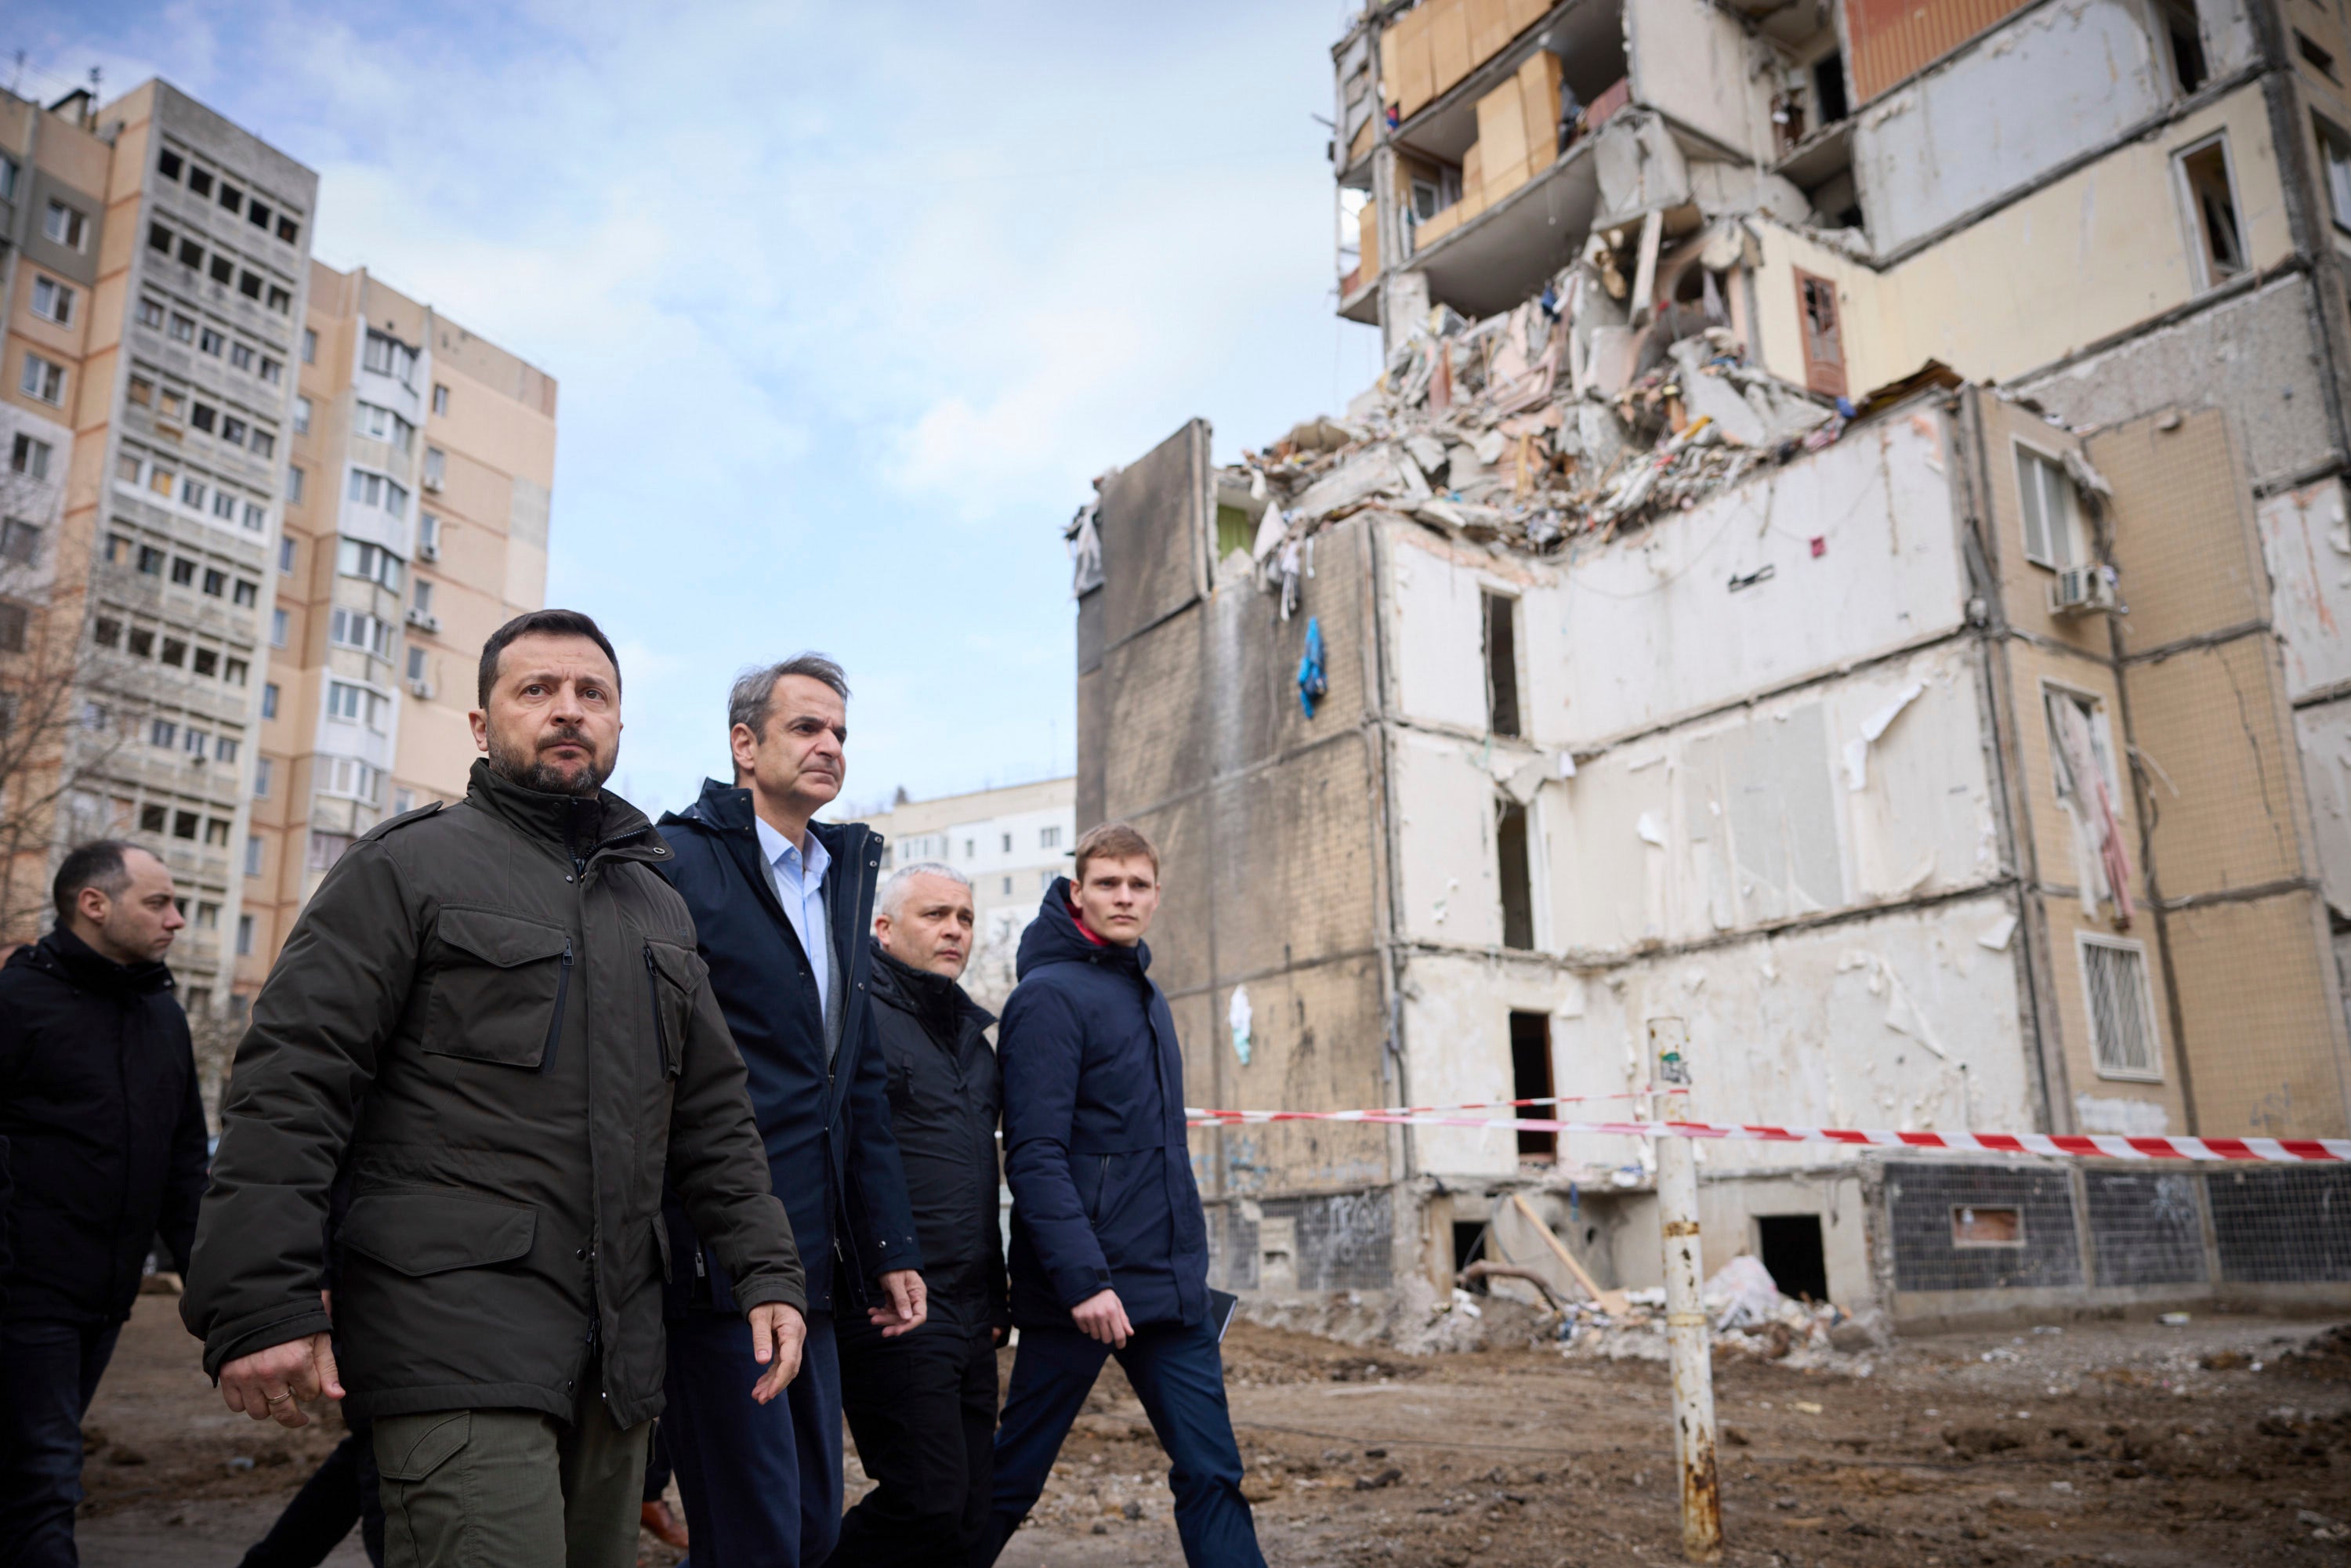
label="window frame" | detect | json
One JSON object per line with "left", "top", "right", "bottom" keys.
{"left": 2173, "top": 131, "right": 2250, "bottom": 292}
{"left": 29, "top": 274, "right": 74, "bottom": 326}
{"left": 2012, "top": 438, "right": 2082, "bottom": 571}
{"left": 2076, "top": 931, "right": 2165, "bottom": 1082}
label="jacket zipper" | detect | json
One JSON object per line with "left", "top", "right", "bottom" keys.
{"left": 538, "top": 939, "right": 574, "bottom": 1073}
{"left": 643, "top": 946, "right": 673, "bottom": 1077}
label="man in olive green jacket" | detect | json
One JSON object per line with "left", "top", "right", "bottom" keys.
{"left": 183, "top": 610, "right": 803, "bottom": 1568}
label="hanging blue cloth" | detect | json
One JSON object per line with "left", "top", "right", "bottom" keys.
{"left": 1297, "top": 616, "right": 1328, "bottom": 718}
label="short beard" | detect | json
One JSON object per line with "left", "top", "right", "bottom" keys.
{"left": 487, "top": 726, "right": 610, "bottom": 798}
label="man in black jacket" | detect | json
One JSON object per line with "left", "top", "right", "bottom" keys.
{"left": 655, "top": 654, "right": 923, "bottom": 1567}
{"left": 833, "top": 861, "right": 1003, "bottom": 1566}
{"left": 0, "top": 840, "right": 204, "bottom": 1566}
{"left": 183, "top": 611, "right": 802, "bottom": 1568}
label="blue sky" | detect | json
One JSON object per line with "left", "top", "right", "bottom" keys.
{"left": 16, "top": 2, "right": 1385, "bottom": 817}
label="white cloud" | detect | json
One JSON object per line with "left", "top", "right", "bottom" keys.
{"left": 37, "top": 0, "right": 1380, "bottom": 809}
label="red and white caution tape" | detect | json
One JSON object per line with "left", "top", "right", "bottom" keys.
{"left": 1185, "top": 1107, "right": 2351, "bottom": 1164}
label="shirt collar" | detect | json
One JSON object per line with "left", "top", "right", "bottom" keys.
{"left": 754, "top": 814, "right": 830, "bottom": 885}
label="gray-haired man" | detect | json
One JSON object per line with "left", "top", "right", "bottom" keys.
{"left": 831, "top": 863, "right": 1007, "bottom": 1565}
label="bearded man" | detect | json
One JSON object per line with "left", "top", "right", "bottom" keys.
{"left": 183, "top": 610, "right": 802, "bottom": 1568}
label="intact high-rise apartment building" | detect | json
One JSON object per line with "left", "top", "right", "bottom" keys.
{"left": 237, "top": 263, "right": 556, "bottom": 989}
{"left": 0, "top": 78, "right": 554, "bottom": 1019}
{"left": 1, "top": 80, "right": 316, "bottom": 1017}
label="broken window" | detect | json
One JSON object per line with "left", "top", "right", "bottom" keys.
{"left": 1951, "top": 1206, "right": 2023, "bottom": 1247}
{"left": 1482, "top": 591, "right": 1521, "bottom": 737}
{"left": 1496, "top": 799, "right": 1535, "bottom": 951}
{"left": 1508, "top": 1011, "right": 1554, "bottom": 1161}
{"left": 2013, "top": 444, "right": 2080, "bottom": 569}
{"left": 1793, "top": 270, "right": 1846, "bottom": 399}
{"left": 1811, "top": 50, "right": 1849, "bottom": 125}
{"left": 1215, "top": 502, "right": 1253, "bottom": 560}
{"left": 2176, "top": 136, "right": 2247, "bottom": 288}
{"left": 2080, "top": 934, "right": 2161, "bottom": 1079}
{"left": 2317, "top": 115, "right": 2351, "bottom": 230}
{"left": 2298, "top": 29, "right": 2338, "bottom": 81}
{"left": 2161, "top": 0, "right": 2208, "bottom": 92}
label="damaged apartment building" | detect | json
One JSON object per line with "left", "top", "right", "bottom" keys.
{"left": 1072, "top": 0, "right": 2351, "bottom": 1328}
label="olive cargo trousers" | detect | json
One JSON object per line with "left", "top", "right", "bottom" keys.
{"left": 372, "top": 1395, "right": 649, "bottom": 1568}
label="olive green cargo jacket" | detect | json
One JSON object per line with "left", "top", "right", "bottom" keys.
{"left": 183, "top": 760, "right": 802, "bottom": 1427}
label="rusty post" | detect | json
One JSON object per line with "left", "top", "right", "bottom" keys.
{"left": 1650, "top": 1016, "right": 1722, "bottom": 1563}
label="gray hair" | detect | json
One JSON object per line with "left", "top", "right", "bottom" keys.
{"left": 728, "top": 654, "right": 850, "bottom": 743}
{"left": 878, "top": 861, "right": 972, "bottom": 922}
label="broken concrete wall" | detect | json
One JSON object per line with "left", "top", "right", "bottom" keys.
{"left": 1749, "top": 83, "right": 2292, "bottom": 395}
{"left": 1393, "top": 889, "right": 2035, "bottom": 1182}
{"left": 1372, "top": 410, "right": 1968, "bottom": 749}
{"left": 1852, "top": 0, "right": 2173, "bottom": 255}
{"left": 1626, "top": 0, "right": 1771, "bottom": 161}
{"left": 2295, "top": 700, "right": 2351, "bottom": 918}
{"left": 2018, "top": 276, "right": 2335, "bottom": 494}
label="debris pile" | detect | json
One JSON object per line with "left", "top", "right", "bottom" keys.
{"left": 1213, "top": 232, "right": 1849, "bottom": 604}
{"left": 1549, "top": 1254, "right": 1875, "bottom": 1369}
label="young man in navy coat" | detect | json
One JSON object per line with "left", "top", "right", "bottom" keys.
{"left": 977, "top": 822, "right": 1263, "bottom": 1567}
{"left": 656, "top": 655, "right": 926, "bottom": 1566}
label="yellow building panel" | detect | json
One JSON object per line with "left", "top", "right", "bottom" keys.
{"left": 2123, "top": 637, "right": 2309, "bottom": 899}
{"left": 1972, "top": 397, "right": 2107, "bottom": 656}
{"left": 2090, "top": 409, "right": 2266, "bottom": 653}
{"left": 2164, "top": 891, "right": 2351, "bottom": 1138}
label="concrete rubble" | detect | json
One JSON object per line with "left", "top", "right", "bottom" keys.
{"left": 1214, "top": 235, "right": 1846, "bottom": 596}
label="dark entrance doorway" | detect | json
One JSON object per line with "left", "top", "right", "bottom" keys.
{"left": 1508, "top": 1011, "right": 1554, "bottom": 1161}
{"left": 1756, "top": 1214, "right": 1828, "bottom": 1302}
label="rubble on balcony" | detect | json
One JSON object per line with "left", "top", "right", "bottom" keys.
{"left": 1217, "top": 234, "right": 1847, "bottom": 599}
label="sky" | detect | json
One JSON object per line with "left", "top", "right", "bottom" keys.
{"left": 13, "top": 1, "right": 1386, "bottom": 818}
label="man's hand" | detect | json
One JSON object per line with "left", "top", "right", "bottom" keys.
{"left": 867, "top": 1269, "right": 928, "bottom": 1338}
{"left": 219, "top": 1333, "right": 342, "bottom": 1429}
{"left": 1070, "top": 1288, "right": 1132, "bottom": 1349}
{"left": 748, "top": 1302, "right": 806, "bottom": 1403}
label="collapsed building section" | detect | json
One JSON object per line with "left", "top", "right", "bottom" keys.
{"left": 1079, "top": 377, "right": 2351, "bottom": 1329}
{"left": 1066, "top": 0, "right": 2351, "bottom": 1327}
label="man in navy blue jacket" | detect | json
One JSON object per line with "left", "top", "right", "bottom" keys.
{"left": 656, "top": 654, "right": 926, "bottom": 1567}
{"left": 978, "top": 823, "right": 1263, "bottom": 1567}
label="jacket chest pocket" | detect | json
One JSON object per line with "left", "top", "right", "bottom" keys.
{"left": 423, "top": 907, "right": 573, "bottom": 1070}
{"left": 643, "top": 940, "right": 701, "bottom": 1079}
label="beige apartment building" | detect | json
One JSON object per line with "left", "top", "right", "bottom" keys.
{"left": 1077, "top": 0, "right": 2351, "bottom": 1323}
{"left": 237, "top": 263, "right": 556, "bottom": 989}
{"left": 0, "top": 80, "right": 314, "bottom": 1016}
{"left": 0, "top": 77, "right": 553, "bottom": 1019}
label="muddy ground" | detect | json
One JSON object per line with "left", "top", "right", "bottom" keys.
{"left": 72, "top": 1292, "right": 2351, "bottom": 1566}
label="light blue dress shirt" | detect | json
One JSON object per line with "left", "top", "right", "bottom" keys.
{"left": 755, "top": 814, "right": 831, "bottom": 1023}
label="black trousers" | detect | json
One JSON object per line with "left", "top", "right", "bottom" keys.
{"left": 832, "top": 1313, "right": 999, "bottom": 1566}
{"left": 0, "top": 1316, "right": 121, "bottom": 1568}
{"left": 237, "top": 1421, "right": 384, "bottom": 1568}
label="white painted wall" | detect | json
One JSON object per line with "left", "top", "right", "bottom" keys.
{"left": 2259, "top": 479, "right": 2351, "bottom": 703}
{"left": 1392, "top": 726, "right": 1509, "bottom": 948}
{"left": 1547, "top": 411, "right": 1962, "bottom": 745}
{"left": 1544, "top": 642, "right": 2001, "bottom": 955}
{"left": 1853, "top": 0, "right": 2172, "bottom": 254}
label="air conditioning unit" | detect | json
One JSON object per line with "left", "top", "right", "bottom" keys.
{"left": 409, "top": 679, "right": 434, "bottom": 700}
{"left": 417, "top": 538, "right": 440, "bottom": 561}
{"left": 406, "top": 608, "right": 440, "bottom": 632}
{"left": 421, "top": 474, "right": 443, "bottom": 492}
{"left": 2049, "top": 563, "right": 2120, "bottom": 617}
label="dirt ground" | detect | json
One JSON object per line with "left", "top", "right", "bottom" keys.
{"left": 72, "top": 1292, "right": 2351, "bottom": 1566}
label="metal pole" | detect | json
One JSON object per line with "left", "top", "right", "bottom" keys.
{"left": 1650, "top": 1016, "right": 1722, "bottom": 1564}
